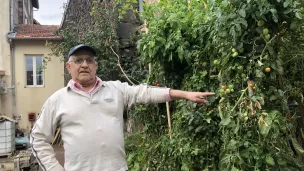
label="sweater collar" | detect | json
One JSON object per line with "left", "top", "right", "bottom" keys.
{"left": 67, "top": 76, "right": 105, "bottom": 92}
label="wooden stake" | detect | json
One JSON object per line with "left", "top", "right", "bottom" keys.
{"left": 52, "top": 128, "right": 61, "bottom": 145}
{"left": 148, "top": 63, "right": 152, "bottom": 73}
{"left": 166, "top": 102, "right": 172, "bottom": 139}
{"left": 114, "top": 18, "right": 173, "bottom": 139}
{"left": 142, "top": 21, "right": 173, "bottom": 139}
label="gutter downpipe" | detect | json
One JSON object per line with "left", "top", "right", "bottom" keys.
{"left": 9, "top": 0, "right": 17, "bottom": 118}
{"left": 10, "top": 0, "right": 14, "bottom": 31}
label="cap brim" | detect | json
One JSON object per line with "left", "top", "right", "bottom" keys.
{"left": 68, "top": 45, "right": 97, "bottom": 58}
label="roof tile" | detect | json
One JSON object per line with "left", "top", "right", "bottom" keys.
{"left": 15, "top": 24, "right": 61, "bottom": 39}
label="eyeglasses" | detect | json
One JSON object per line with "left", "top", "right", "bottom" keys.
{"left": 69, "top": 58, "right": 96, "bottom": 65}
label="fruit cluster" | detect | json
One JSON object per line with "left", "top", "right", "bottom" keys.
{"left": 219, "top": 84, "right": 234, "bottom": 97}
{"left": 257, "top": 20, "right": 271, "bottom": 41}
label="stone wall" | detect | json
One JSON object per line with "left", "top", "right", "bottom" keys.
{"left": 62, "top": 0, "right": 141, "bottom": 48}
{"left": 61, "top": 0, "right": 93, "bottom": 34}
{"left": 118, "top": 1, "right": 141, "bottom": 58}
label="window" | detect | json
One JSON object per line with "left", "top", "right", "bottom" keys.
{"left": 25, "top": 56, "right": 44, "bottom": 87}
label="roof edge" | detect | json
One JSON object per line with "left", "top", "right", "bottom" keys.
{"left": 32, "top": 0, "right": 39, "bottom": 9}
{"left": 11, "top": 37, "right": 62, "bottom": 40}
{"left": 59, "top": 0, "right": 71, "bottom": 29}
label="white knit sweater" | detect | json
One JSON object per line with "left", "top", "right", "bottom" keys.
{"left": 30, "top": 80, "right": 168, "bottom": 171}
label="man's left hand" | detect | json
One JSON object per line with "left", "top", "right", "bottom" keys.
{"left": 185, "top": 92, "right": 215, "bottom": 106}
{"left": 169, "top": 90, "right": 215, "bottom": 106}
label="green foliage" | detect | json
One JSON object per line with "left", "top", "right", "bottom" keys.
{"left": 126, "top": 0, "right": 304, "bottom": 170}
{"left": 48, "top": 0, "right": 304, "bottom": 170}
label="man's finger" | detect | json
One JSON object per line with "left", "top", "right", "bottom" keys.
{"left": 200, "top": 92, "right": 215, "bottom": 96}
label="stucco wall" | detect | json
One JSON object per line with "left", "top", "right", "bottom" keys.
{"left": 0, "top": 0, "right": 14, "bottom": 119}
{"left": 14, "top": 40, "right": 64, "bottom": 131}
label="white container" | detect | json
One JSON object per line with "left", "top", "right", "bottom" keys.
{"left": 0, "top": 121, "right": 15, "bottom": 155}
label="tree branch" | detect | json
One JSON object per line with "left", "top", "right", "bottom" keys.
{"left": 110, "top": 46, "right": 136, "bottom": 86}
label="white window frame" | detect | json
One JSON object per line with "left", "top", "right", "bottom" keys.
{"left": 25, "top": 55, "right": 45, "bottom": 88}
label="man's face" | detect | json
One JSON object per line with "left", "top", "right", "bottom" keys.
{"left": 66, "top": 49, "right": 98, "bottom": 84}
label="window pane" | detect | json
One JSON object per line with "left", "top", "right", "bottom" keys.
{"left": 26, "top": 56, "right": 33, "bottom": 85}
{"left": 36, "top": 56, "right": 44, "bottom": 85}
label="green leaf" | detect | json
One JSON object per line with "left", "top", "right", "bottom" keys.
{"left": 270, "top": 9, "right": 278, "bottom": 22}
{"left": 200, "top": 71, "right": 208, "bottom": 77}
{"left": 269, "top": 95, "right": 277, "bottom": 101}
{"left": 276, "top": 66, "right": 284, "bottom": 74}
{"left": 278, "top": 89, "right": 284, "bottom": 96}
{"left": 149, "top": 41, "right": 155, "bottom": 48}
{"left": 205, "top": 117, "right": 211, "bottom": 123}
{"left": 277, "top": 158, "right": 287, "bottom": 165}
{"left": 234, "top": 121, "right": 240, "bottom": 134}
{"left": 280, "top": 153, "right": 304, "bottom": 167}
{"left": 255, "top": 70, "right": 265, "bottom": 78}
{"left": 239, "top": 18, "right": 248, "bottom": 28}
{"left": 231, "top": 166, "right": 239, "bottom": 171}
{"left": 267, "top": 46, "right": 275, "bottom": 56}
{"left": 291, "top": 137, "right": 304, "bottom": 155}
{"left": 284, "top": 8, "right": 293, "bottom": 14}
{"left": 148, "top": 48, "right": 153, "bottom": 57}
{"left": 195, "top": 126, "right": 203, "bottom": 133}
{"left": 181, "top": 164, "right": 190, "bottom": 171}
{"left": 220, "top": 155, "right": 231, "bottom": 165}
{"left": 266, "top": 155, "right": 275, "bottom": 165}
{"left": 295, "top": 12, "right": 303, "bottom": 19}
{"left": 235, "top": 23, "right": 241, "bottom": 32}
{"left": 188, "top": 117, "right": 194, "bottom": 125}
{"left": 177, "top": 46, "right": 184, "bottom": 61}
{"left": 270, "top": 63, "right": 277, "bottom": 70}
{"left": 239, "top": 9, "right": 246, "bottom": 18}
{"left": 133, "top": 163, "right": 140, "bottom": 171}
{"left": 127, "top": 152, "right": 136, "bottom": 162}
{"left": 244, "top": 141, "right": 249, "bottom": 147}
{"left": 192, "top": 148, "right": 199, "bottom": 155}
{"left": 276, "top": 59, "right": 283, "bottom": 65}
{"left": 229, "top": 26, "right": 236, "bottom": 38}
{"left": 258, "top": 117, "right": 271, "bottom": 136}
{"left": 220, "top": 117, "right": 231, "bottom": 126}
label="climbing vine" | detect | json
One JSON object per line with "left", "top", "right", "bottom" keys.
{"left": 126, "top": 0, "right": 304, "bottom": 170}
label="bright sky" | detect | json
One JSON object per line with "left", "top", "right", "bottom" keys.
{"left": 33, "top": 0, "right": 67, "bottom": 25}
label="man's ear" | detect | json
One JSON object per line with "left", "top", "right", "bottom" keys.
{"left": 66, "top": 62, "right": 71, "bottom": 73}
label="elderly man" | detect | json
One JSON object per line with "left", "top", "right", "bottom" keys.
{"left": 30, "top": 44, "right": 215, "bottom": 171}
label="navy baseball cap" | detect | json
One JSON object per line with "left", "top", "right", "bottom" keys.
{"left": 67, "top": 44, "right": 97, "bottom": 58}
